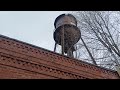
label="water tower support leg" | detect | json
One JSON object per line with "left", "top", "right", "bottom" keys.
{"left": 54, "top": 42, "right": 57, "bottom": 52}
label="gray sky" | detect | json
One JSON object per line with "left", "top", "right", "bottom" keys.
{"left": 0, "top": 11, "right": 70, "bottom": 51}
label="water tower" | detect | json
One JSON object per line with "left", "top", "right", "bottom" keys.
{"left": 53, "top": 14, "right": 81, "bottom": 58}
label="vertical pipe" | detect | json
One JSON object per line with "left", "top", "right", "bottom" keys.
{"left": 67, "top": 25, "right": 74, "bottom": 58}
{"left": 61, "top": 26, "right": 64, "bottom": 55}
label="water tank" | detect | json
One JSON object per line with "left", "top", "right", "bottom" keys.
{"left": 53, "top": 14, "right": 81, "bottom": 56}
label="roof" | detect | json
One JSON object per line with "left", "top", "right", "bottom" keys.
{"left": 54, "top": 14, "right": 77, "bottom": 28}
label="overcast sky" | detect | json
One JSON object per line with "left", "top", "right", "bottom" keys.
{"left": 0, "top": 11, "right": 70, "bottom": 51}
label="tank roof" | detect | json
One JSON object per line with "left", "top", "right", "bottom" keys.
{"left": 54, "top": 14, "right": 77, "bottom": 28}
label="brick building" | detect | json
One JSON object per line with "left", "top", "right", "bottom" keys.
{"left": 0, "top": 34, "right": 119, "bottom": 79}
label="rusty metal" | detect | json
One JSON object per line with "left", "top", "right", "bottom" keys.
{"left": 53, "top": 14, "right": 81, "bottom": 58}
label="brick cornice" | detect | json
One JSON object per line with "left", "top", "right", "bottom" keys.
{"left": 0, "top": 35, "right": 119, "bottom": 79}
{"left": 0, "top": 52, "right": 88, "bottom": 79}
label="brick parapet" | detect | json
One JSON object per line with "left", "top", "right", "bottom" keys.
{"left": 0, "top": 35, "right": 119, "bottom": 79}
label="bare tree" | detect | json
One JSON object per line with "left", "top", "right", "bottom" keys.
{"left": 72, "top": 11, "right": 120, "bottom": 70}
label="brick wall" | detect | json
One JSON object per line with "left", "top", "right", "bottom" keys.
{"left": 0, "top": 35, "right": 119, "bottom": 79}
